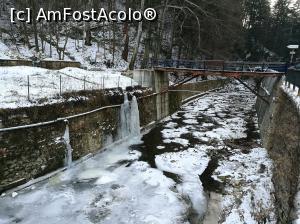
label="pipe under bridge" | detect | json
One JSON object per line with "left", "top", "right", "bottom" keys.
{"left": 150, "top": 59, "right": 287, "bottom": 78}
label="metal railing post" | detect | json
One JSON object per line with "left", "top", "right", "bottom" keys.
{"left": 60, "top": 75, "right": 62, "bottom": 96}
{"left": 83, "top": 77, "right": 86, "bottom": 91}
{"left": 27, "top": 75, "right": 30, "bottom": 101}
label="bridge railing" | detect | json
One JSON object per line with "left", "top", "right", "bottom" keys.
{"left": 150, "top": 59, "right": 288, "bottom": 73}
{"left": 286, "top": 67, "right": 300, "bottom": 89}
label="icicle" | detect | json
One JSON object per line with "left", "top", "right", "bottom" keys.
{"left": 130, "top": 96, "right": 141, "bottom": 136}
{"left": 119, "top": 94, "right": 141, "bottom": 139}
{"left": 120, "top": 94, "right": 130, "bottom": 138}
{"left": 63, "top": 120, "right": 73, "bottom": 168}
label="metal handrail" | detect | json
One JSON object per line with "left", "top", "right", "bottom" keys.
{"left": 286, "top": 68, "right": 300, "bottom": 89}
{"left": 150, "top": 59, "right": 288, "bottom": 73}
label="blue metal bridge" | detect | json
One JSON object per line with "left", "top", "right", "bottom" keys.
{"left": 150, "top": 59, "right": 288, "bottom": 78}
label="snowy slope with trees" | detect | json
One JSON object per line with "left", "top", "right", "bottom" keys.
{"left": 1, "top": 0, "right": 299, "bottom": 66}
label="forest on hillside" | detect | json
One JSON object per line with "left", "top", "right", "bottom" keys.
{"left": 0, "top": 0, "right": 299, "bottom": 69}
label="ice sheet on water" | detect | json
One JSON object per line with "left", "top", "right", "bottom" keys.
{"left": 163, "top": 138, "right": 189, "bottom": 147}
{"left": 77, "top": 169, "right": 117, "bottom": 181}
{"left": 156, "top": 146, "right": 166, "bottom": 150}
{"left": 156, "top": 82, "right": 275, "bottom": 223}
{"left": 155, "top": 147, "right": 209, "bottom": 177}
{"left": 204, "top": 126, "right": 246, "bottom": 140}
{"left": 161, "top": 127, "right": 189, "bottom": 139}
{"left": 214, "top": 148, "right": 276, "bottom": 223}
{"left": 155, "top": 147, "right": 210, "bottom": 219}
{"left": 183, "top": 119, "right": 198, "bottom": 125}
{"left": 164, "top": 122, "right": 178, "bottom": 129}
{"left": 0, "top": 140, "right": 188, "bottom": 224}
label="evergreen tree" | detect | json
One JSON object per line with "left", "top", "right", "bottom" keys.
{"left": 272, "top": 0, "right": 292, "bottom": 58}
{"left": 244, "top": 0, "right": 271, "bottom": 60}
{"left": 290, "top": 0, "right": 300, "bottom": 60}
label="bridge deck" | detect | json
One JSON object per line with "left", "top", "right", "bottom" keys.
{"left": 151, "top": 59, "right": 287, "bottom": 78}
{"left": 154, "top": 67, "right": 284, "bottom": 78}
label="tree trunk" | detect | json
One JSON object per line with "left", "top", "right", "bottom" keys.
{"left": 141, "top": 23, "right": 152, "bottom": 68}
{"left": 168, "top": 10, "right": 176, "bottom": 59}
{"left": 154, "top": 0, "right": 168, "bottom": 59}
{"left": 122, "top": 0, "right": 129, "bottom": 61}
{"left": 102, "top": 21, "right": 106, "bottom": 59}
{"left": 84, "top": 22, "right": 92, "bottom": 46}
{"left": 112, "top": 0, "right": 116, "bottom": 65}
{"left": 49, "top": 30, "right": 52, "bottom": 57}
{"left": 22, "top": 23, "right": 30, "bottom": 48}
{"left": 128, "top": 0, "right": 145, "bottom": 70}
{"left": 122, "top": 24, "right": 129, "bottom": 61}
{"left": 30, "top": 0, "right": 39, "bottom": 52}
{"left": 32, "top": 16, "right": 39, "bottom": 52}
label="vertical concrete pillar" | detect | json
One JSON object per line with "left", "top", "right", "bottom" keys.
{"left": 152, "top": 70, "right": 169, "bottom": 92}
{"left": 132, "top": 70, "right": 154, "bottom": 88}
{"left": 132, "top": 69, "right": 170, "bottom": 121}
{"left": 153, "top": 70, "right": 169, "bottom": 120}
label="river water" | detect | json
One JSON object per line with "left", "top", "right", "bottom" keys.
{"left": 0, "top": 82, "right": 276, "bottom": 224}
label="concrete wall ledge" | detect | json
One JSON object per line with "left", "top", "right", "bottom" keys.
{"left": 0, "top": 59, "right": 81, "bottom": 70}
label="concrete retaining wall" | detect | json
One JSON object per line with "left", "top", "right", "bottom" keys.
{"left": 169, "top": 80, "right": 227, "bottom": 114}
{"left": 132, "top": 69, "right": 155, "bottom": 88}
{"left": 0, "top": 92, "right": 124, "bottom": 190}
{"left": 256, "top": 77, "right": 300, "bottom": 223}
{"left": 0, "top": 59, "right": 81, "bottom": 70}
{"left": 0, "top": 59, "right": 32, "bottom": 67}
{"left": 0, "top": 73, "right": 228, "bottom": 192}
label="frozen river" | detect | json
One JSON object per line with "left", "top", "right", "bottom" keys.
{"left": 0, "top": 82, "right": 276, "bottom": 224}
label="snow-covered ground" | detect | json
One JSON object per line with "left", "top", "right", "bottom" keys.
{"left": 0, "top": 82, "right": 276, "bottom": 223}
{"left": 0, "top": 139, "right": 190, "bottom": 224}
{"left": 0, "top": 66, "right": 137, "bottom": 109}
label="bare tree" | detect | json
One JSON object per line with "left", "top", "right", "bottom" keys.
{"left": 128, "top": 0, "right": 145, "bottom": 70}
